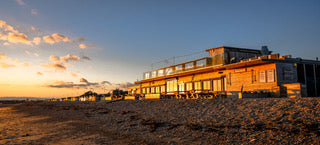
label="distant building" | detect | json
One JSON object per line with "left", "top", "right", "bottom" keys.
{"left": 132, "top": 46, "right": 320, "bottom": 99}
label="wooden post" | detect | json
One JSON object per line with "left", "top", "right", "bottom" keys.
{"left": 314, "top": 64, "right": 317, "bottom": 97}
{"left": 303, "top": 64, "right": 308, "bottom": 96}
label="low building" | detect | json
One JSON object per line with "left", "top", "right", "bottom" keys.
{"left": 134, "top": 46, "right": 320, "bottom": 99}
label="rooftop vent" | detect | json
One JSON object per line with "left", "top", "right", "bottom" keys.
{"left": 261, "top": 46, "right": 270, "bottom": 55}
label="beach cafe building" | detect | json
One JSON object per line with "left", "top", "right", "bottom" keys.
{"left": 134, "top": 46, "right": 320, "bottom": 99}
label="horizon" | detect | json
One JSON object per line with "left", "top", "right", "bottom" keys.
{"left": 1, "top": 0, "right": 319, "bottom": 98}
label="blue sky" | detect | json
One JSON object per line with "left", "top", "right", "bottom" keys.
{"left": 0, "top": 0, "right": 319, "bottom": 97}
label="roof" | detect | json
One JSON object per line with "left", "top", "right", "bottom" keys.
{"left": 205, "top": 46, "right": 262, "bottom": 53}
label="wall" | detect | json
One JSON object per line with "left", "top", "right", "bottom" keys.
{"left": 226, "top": 63, "right": 278, "bottom": 97}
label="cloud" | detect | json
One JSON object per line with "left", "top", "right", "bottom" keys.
{"left": 0, "top": 62, "right": 15, "bottom": 68}
{"left": 49, "top": 55, "right": 60, "bottom": 62}
{"left": 101, "top": 81, "right": 112, "bottom": 85}
{"left": 36, "top": 72, "right": 43, "bottom": 75}
{"left": 34, "top": 53, "right": 39, "bottom": 57}
{"left": 43, "top": 33, "right": 72, "bottom": 44}
{"left": 80, "top": 78, "right": 89, "bottom": 84}
{"left": 0, "top": 53, "right": 16, "bottom": 68}
{"left": 79, "top": 44, "right": 87, "bottom": 49}
{"left": 22, "top": 62, "right": 32, "bottom": 67}
{"left": 32, "top": 37, "right": 41, "bottom": 45}
{"left": 3, "top": 42, "right": 9, "bottom": 46}
{"left": 31, "top": 9, "right": 37, "bottom": 15}
{"left": 0, "top": 20, "right": 19, "bottom": 34}
{"left": 70, "top": 72, "right": 78, "bottom": 77}
{"left": 15, "top": 0, "right": 25, "bottom": 5}
{"left": 0, "top": 53, "right": 5, "bottom": 59}
{"left": 7, "top": 33, "right": 31, "bottom": 45}
{"left": 41, "top": 62, "right": 66, "bottom": 71}
{"left": 81, "top": 56, "right": 91, "bottom": 60}
{"left": 30, "top": 26, "right": 41, "bottom": 32}
{"left": 61, "top": 54, "right": 80, "bottom": 63}
{"left": 77, "top": 37, "right": 85, "bottom": 42}
{"left": 45, "top": 79, "right": 98, "bottom": 89}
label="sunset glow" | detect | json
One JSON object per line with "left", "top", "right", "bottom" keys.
{"left": 1, "top": 0, "right": 319, "bottom": 98}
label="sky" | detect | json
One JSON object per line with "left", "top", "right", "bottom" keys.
{"left": 0, "top": 0, "right": 319, "bottom": 98}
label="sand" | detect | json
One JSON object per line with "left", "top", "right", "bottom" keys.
{"left": 0, "top": 98, "right": 319, "bottom": 144}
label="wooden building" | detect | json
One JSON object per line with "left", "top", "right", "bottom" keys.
{"left": 133, "top": 46, "right": 320, "bottom": 99}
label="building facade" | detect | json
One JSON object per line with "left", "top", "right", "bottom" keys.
{"left": 131, "top": 46, "right": 320, "bottom": 99}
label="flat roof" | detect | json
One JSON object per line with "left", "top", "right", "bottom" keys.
{"left": 205, "top": 46, "right": 262, "bottom": 53}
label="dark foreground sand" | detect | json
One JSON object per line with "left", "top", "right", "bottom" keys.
{"left": 0, "top": 98, "right": 319, "bottom": 144}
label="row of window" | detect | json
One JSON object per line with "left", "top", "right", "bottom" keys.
{"left": 259, "top": 70, "right": 275, "bottom": 83}
{"left": 141, "top": 78, "right": 226, "bottom": 94}
{"left": 143, "top": 58, "right": 209, "bottom": 79}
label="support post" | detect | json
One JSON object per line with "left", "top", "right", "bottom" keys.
{"left": 314, "top": 64, "right": 317, "bottom": 97}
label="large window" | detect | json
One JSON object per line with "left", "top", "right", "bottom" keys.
{"left": 175, "top": 65, "right": 183, "bottom": 72}
{"left": 152, "top": 71, "right": 157, "bottom": 78}
{"left": 267, "top": 70, "right": 275, "bottom": 82}
{"left": 196, "top": 59, "right": 206, "bottom": 68}
{"left": 178, "top": 83, "right": 185, "bottom": 93}
{"left": 194, "top": 81, "right": 201, "bottom": 93}
{"left": 259, "top": 70, "right": 275, "bottom": 83}
{"left": 186, "top": 82, "right": 193, "bottom": 91}
{"left": 259, "top": 71, "right": 266, "bottom": 83}
{"left": 203, "top": 80, "right": 211, "bottom": 90}
{"left": 158, "top": 69, "right": 164, "bottom": 76}
{"left": 166, "top": 80, "right": 177, "bottom": 93}
{"left": 185, "top": 62, "right": 194, "bottom": 70}
{"left": 144, "top": 72, "right": 150, "bottom": 79}
{"left": 213, "top": 79, "right": 222, "bottom": 91}
{"left": 165, "top": 67, "right": 173, "bottom": 75}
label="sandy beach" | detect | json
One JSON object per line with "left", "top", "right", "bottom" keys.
{"left": 0, "top": 98, "right": 319, "bottom": 144}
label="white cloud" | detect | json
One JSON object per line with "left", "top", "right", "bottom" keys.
{"left": 31, "top": 9, "right": 37, "bottom": 15}
{"left": 36, "top": 72, "right": 43, "bottom": 75}
{"left": 43, "top": 33, "right": 72, "bottom": 44}
{"left": 7, "top": 33, "right": 31, "bottom": 45}
{"left": 79, "top": 44, "right": 87, "bottom": 49}
{"left": 61, "top": 54, "right": 80, "bottom": 63}
{"left": 32, "top": 37, "right": 41, "bottom": 45}
{"left": 3, "top": 42, "right": 9, "bottom": 46}
{"left": 34, "top": 53, "right": 39, "bottom": 57}
{"left": 15, "top": 0, "right": 25, "bottom": 5}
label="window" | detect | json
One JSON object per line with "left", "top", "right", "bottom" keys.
{"left": 165, "top": 67, "right": 173, "bottom": 75}
{"left": 283, "top": 67, "right": 293, "bottom": 81}
{"left": 152, "top": 71, "right": 157, "bottom": 78}
{"left": 158, "top": 69, "right": 164, "bottom": 76}
{"left": 166, "top": 80, "right": 177, "bottom": 93}
{"left": 194, "top": 81, "right": 201, "bottom": 93}
{"left": 203, "top": 80, "right": 211, "bottom": 90}
{"left": 144, "top": 72, "right": 150, "bottom": 79}
{"left": 146, "top": 88, "right": 150, "bottom": 94}
{"left": 213, "top": 79, "right": 222, "bottom": 91}
{"left": 185, "top": 62, "right": 194, "bottom": 70}
{"left": 142, "top": 88, "right": 146, "bottom": 94}
{"left": 259, "top": 71, "right": 266, "bottom": 83}
{"left": 186, "top": 82, "right": 193, "bottom": 91}
{"left": 178, "top": 83, "right": 185, "bottom": 93}
{"left": 150, "top": 87, "right": 155, "bottom": 93}
{"left": 175, "top": 65, "right": 183, "bottom": 72}
{"left": 160, "top": 85, "right": 166, "bottom": 93}
{"left": 196, "top": 59, "right": 206, "bottom": 68}
{"left": 267, "top": 70, "right": 275, "bottom": 82}
{"left": 155, "top": 86, "right": 160, "bottom": 93}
